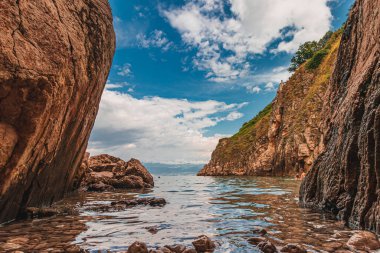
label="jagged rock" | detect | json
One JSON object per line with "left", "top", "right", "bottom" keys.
{"left": 346, "top": 231, "right": 380, "bottom": 252}
{"left": 0, "top": 0, "right": 115, "bottom": 223}
{"left": 300, "top": 0, "right": 380, "bottom": 233}
{"left": 257, "top": 241, "right": 278, "bottom": 253}
{"left": 280, "top": 244, "right": 307, "bottom": 253}
{"left": 192, "top": 235, "right": 216, "bottom": 252}
{"left": 128, "top": 241, "right": 148, "bottom": 253}
{"left": 81, "top": 155, "right": 154, "bottom": 191}
{"left": 125, "top": 158, "right": 154, "bottom": 186}
{"left": 198, "top": 31, "right": 342, "bottom": 177}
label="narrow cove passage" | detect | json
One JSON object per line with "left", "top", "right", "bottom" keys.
{"left": 0, "top": 175, "right": 354, "bottom": 252}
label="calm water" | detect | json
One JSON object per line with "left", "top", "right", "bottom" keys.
{"left": 0, "top": 176, "right": 355, "bottom": 252}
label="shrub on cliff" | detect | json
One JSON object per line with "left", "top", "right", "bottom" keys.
{"left": 305, "top": 49, "right": 329, "bottom": 70}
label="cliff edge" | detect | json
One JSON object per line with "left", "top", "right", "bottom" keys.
{"left": 0, "top": 0, "right": 115, "bottom": 222}
{"left": 300, "top": 0, "right": 380, "bottom": 233}
{"left": 199, "top": 31, "right": 342, "bottom": 176}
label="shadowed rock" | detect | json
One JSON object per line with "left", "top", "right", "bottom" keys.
{"left": 0, "top": 0, "right": 115, "bottom": 223}
{"left": 300, "top": 0, "right": 380, "bottom": 233}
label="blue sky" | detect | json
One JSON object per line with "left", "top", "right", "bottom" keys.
{"left": 89, "top": 0, "right": 354, "bottom": 164}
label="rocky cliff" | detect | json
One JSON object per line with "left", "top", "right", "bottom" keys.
{"left": 0, "top": 0, "right": 115, "bottom": 222}
{"left": 300, "top": 0, "right": 380, "bottom": 233}
{"left": 198, "top": 31, "right": 342, "bottom": 176}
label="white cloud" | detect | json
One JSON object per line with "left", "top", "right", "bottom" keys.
{"left": 137, "top": 30, "right": 173, "bottom": 51}
{"left": 163, "top": 0, "right": 332, "bottom": 82}
{"left": 88, "top": 87, "right": 247, "bottom": 164}
{"left": 265, "top": 82, "right": 276, "bottom": 92}
{"left": 241, "top": 66, "right": 291, "bottom": 93}
{"left": 117, "top": 63, "right": 132, "bottom": 77}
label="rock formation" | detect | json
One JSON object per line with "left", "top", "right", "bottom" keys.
{"left": 0, "top": 0, "right": 115, "bottom": 223}
{"left": 300, "top": 0, "right": 380, "bottom": 233}
{"left": 199, "top": 32, "right": 342, "bottom": 176}
{"left": 81, "top": 154, "right": 154, "bottom": 191}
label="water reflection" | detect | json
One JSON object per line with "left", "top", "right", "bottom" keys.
{"left": 0, "top": 176, "right": 354, "bottom": 252}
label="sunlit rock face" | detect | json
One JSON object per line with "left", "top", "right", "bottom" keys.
{"left": 199, "top": 33, "right": 342, "bottom": 177}
{"left": 300, "top": 0, "right": 380, "bottom": 233}
{"left": 0, "top": 0, "right": 115, "bottom": 222}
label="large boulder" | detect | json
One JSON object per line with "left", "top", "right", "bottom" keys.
{"left": 346, "top": 231, "right": 380, "bottom": 252}
{"left": 82, "top": 154, "right": 154, "bottom": 191}
{"left": 300, "top": 0, "right": 380, "bottom": 233}
{"left": 0, "top": 0, "right": 115, "bottom": 222}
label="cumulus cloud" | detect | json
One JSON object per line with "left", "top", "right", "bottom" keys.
{"left": 163, "top": 0, "right": 332, "bottom": 82}
{"left": 88, "top": 87, "right": 247, "bottom": 164}
{"left": 137, "top": 30, "right": 173, "bottom": 51}
{"left": 117, "top": 63, "right": 132, "bottom": 77}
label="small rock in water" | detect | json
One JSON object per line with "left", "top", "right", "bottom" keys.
{"left": 257, "top": 241, "right": 278, "bottom": 253}
{"left": 128, "top": 241, "right": 149, "bottom": 253}
{"left": 192, "top": 235, "right": 216, "bottom": 252}
{"left": 248, "top": 237, "right": 267, "bottom": 245}
{"left": 252, "top": 226, "right": 267, "bottom": 236}
{"left": 346, "top": 231, "right": 380, "bottom": 251}
{"left": 280, "top": 243, "right": 306, "bottom": 253}
{"left": 146, "top": 226, "right": 159, "bottom": 234}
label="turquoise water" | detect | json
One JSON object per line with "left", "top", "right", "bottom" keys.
{"left": 0, "top": 175, "right": 354, "bottom": 252}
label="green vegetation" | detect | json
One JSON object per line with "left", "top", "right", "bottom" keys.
{"left": 305, "top": 49, "right": 329, "bottom": 70}
{"left": 288, "top": 31, "right": 333, "bottom": 72}
{"left": 238, "top": 103, "right": 272, "bottom": 135}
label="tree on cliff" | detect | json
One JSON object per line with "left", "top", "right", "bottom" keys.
{"left": 288, "top": 31, "right": 333, "bottom": 72}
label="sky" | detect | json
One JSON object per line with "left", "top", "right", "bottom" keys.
{"left": 88, "top": 0, "right": 354, "bottom": 164}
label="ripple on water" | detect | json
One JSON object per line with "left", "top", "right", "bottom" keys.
{"left": 0, "top": 176, "right": 356, "bottom": 252}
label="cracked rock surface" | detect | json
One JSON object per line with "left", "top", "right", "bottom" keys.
{"left": 300, "top": 0, "right": 380, "bottom": 233}
{"left": 0, "top": 0, "right": 115, "bottom": 223}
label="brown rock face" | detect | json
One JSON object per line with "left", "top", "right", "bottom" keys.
{"left": 198, "top": 32, "right": 342, "bottom": 176}
{"left": 82, "top": 154, "right": 154, "bottom": 190}
{"left": 0, "top": 0, "right": 115, "bottom": 223}
{"left": 300, "top": 0, "right": 380, "bottom": 233}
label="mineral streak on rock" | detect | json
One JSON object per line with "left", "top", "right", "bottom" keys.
{"left": 300, "top": 0, "right": 380, "bottom": 233}
{"left": 0, "top": 0, "right": 115, "bottom": 223}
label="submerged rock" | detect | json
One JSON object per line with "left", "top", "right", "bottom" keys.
{"left": 129, "top": 237, "right": 214, "bottom": 253}
{"left": 346, "top": 231, "right": 380, "bottom": 252}
{"left": 0, "top": 0, "right": 115, "bottom": 223}
{"left": 111, "top": 197, "right": 166, "bottom": 207}
{"left": 81, "top": 155, "right": 154, "bottom": 191}
{"left": 247, "top": 237, "right": 267, "bottom": 245}
{"left": 280, "top": 244, "right": 307, "bottom": 253}
{"left": 252, "top": 226, "right": 267, "bottom": 236}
